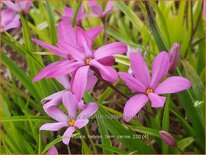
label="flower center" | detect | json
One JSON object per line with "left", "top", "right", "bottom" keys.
{"left": 85, "top": 58, "right": 92, "bottom": 65}
{"left": 68, "top": 119, "right": 75, "bottom": 126}
{"left": 68, "top": 55, "right": 73, "bottom": 60}
{"left": 145, "top": 88, "right": 154, "bottom": 95}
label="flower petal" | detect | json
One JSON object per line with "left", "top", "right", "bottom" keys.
{"left": 74, "top": 119, "right": 89, "bottom": 129}
{"left": 57, "top": 41, "right": 86, "bottom": 60}
{"left": 85, "top": 26, "right": 103, "bottom": 42}
{"left": 97, "top": 56, "right": 115, "bottom": 66}
{"left": 57, "top": 19, "right": 76, "bottom": 46}
{"left": 85, "top": 70, "right": 97, "bottom": 91}
{"left": 3, "top": 2, "right": 18, "bottom": 12}
{"left": 43, "top": 105, "right": 68, "bottom": 122}
{"left": 72, "top": 66, "right": 90, "bottom": 101}
{"left": 3, "top": 14, "right": 20, "bottom": 31}
{"left": 118, "top": 72, "right": 146, "bottom": 93}
{"left": 64, "top": 7, "right": 74, "bottom": 17}
{"left": 123, "top": 94, "right": 148, "bottom": 122}
{"left": 155, "top": 76, "right": 191, "bottom": 94}
{"left": 88, "top": 0, "right": 103, "bottom": 16}
{"left": 90, "top": 59, "right": 118, "bottom": 82}
{"left": 130, "top": 52, "right": 150, "bottom": 87}
{"left": 94, "top": 42, "right": 127, "bottom": 60}
{"left": 41, "top": 90, "right": 65, "bottom": 104}
{"left": 47, "top": 146, "right": 58, "bottom": 155}
{"left": 168, "top": 43, "right": 180, "bottom": 74}
{"left": 46, "top": 61, "right": 84, "bottom": 78}
{"left": 55, "top": 75, "right": 70, "bottom": 90}
{"left": 77, "top": 102, "right": 98, "bottom": 119}
{"left": 62, "top": 91, "right": 78, "bottom": 118}
{"left": 40, "top": 122, "right": 67, "bottom": 131}
{"left": 32, "top": 38, "right": 68, "bottom": 58}
{"left": 148, "top": 93, "right": 166, "bottom": 108}
{"left": 150, "top": 52, "right": 170, "bottom": 88}
{"left": 103, "top": 0, "right": 114, "bottom": 15}
{"left": 62, "top": 127, "right": 76, "bottom": 145}
{"left": 76, "top": 27, "right": 92, "bottom": 57}
{"left": 18, "top": 1, "right": 32, "bottom": 13}
{"left": 32, "top": 60, "right": 67, "bottom": 82}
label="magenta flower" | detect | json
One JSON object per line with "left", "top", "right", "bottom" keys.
{"left": 40, "top": 91, "right": 98, "bottom": 145}
{"left": 1, "top": 8, "right": 20, "bottom": 32}
{"left": 119, "top": 52, "right": 191, "bottom": 122}
{"left": 32, "top": 19, "right": 102, "bottom": 81}
{"left": 62, "top": 4, "right": 88, "bottom": 25}
{"left": 159, "top": 131, "right": 176, "bottom": 147}
{"left": 3, "top": 0, "right": 32, "bottom": 13}
{"left": 88, "top": 0, "right": 115, "bottom": 18}
{"left": 47, "top": 146, "right": 58, "bottom": 155}
{"left": 168, "top": 43, "right": 180, "bottom": 74}
{"left": 32, "top": 20, "right": 127, "bottom": 100}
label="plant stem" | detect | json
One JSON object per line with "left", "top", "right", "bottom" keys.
{"left": 85, "top": 126, "right": 97, "bottom": 154}
{"left": 38, "top": 131, "right": 41, "bottom": 154}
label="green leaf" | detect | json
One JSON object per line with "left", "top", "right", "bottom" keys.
{"left": 161, "top": 95, "right": 170, "bottom": 153}
{"left": 96, "top": 111, "right": 113, "bottom": 154}
{"left": 45, "top": 2, "right": 57, "bottom": 45}
{"left": 98, "top": 108, "right": 155, "bottom": 153}
{"left": 182, "top": 60, "right": 204, "bottom": 100}
{"left": 177, "top": 137, "right": 194, "bottom": 151}
{"left": 144, "top": 2, "right": 168, "bottom": 51}
{"left": 2, "top": 53, "right": 40, "bottom": 100}
{"left": 0, "top": 116, "right": 51, "bottom": 122}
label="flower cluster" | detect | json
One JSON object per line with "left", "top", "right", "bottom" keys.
{"left": 32, "top": 2, "right": 126, "bottom": 147}
{"left": 29, "top": 1, "right": 192, "bottom": 153}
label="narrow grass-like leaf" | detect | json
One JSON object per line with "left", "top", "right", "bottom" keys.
{"left": 96, "top": 144, "right": 128, "bottom": 154}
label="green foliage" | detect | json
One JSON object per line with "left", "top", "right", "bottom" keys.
{"left": 1, "top": 0, "right": 204, "bottom": 154}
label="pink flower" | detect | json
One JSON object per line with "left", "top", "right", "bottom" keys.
{"left": 168, "top": 43, "right": 180, "bottom": 74}
{"left": 40, "top": 91, "right": 98, "bottom": 145}
{"left": 3, "top": 0, "right": 32, "bottom": 13}
{"left": 1, "top": 8, "right": 20, "bottom": 32}
{"left": 62, "top": 4, "right": 88, "bottom": 25}
{"left": 88, "top": 0, "right": 115, "bottom": 18}
{"left": 32, "top": 20, "right": 127, "bottom": 100}
{"left": 159, "top": 130, "right": 176, "bottom": 146}
{"left": 119, "top": 52, "right": 191, "bottom": 122}
{"left": 47, "top": 146, "right": 58, "bottom": 155}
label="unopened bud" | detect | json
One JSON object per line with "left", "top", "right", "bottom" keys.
{"left": 46, "top": 146, "right": 58, "bottom": 155}
{"left": 168, "top": 43, "right": 180, "bottom": 74}
{"left": 159, "top": 130, "right": 176, "bottom": 147}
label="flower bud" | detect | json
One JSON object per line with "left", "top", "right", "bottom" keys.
{"left": 47, "top": 146, "right": 58, "bottom": 155}
{"left": 168, "top": 43, "right": 180, "bottom": 74}
{"left": 159, "top": 130, "right": 177, "bottom": 147}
